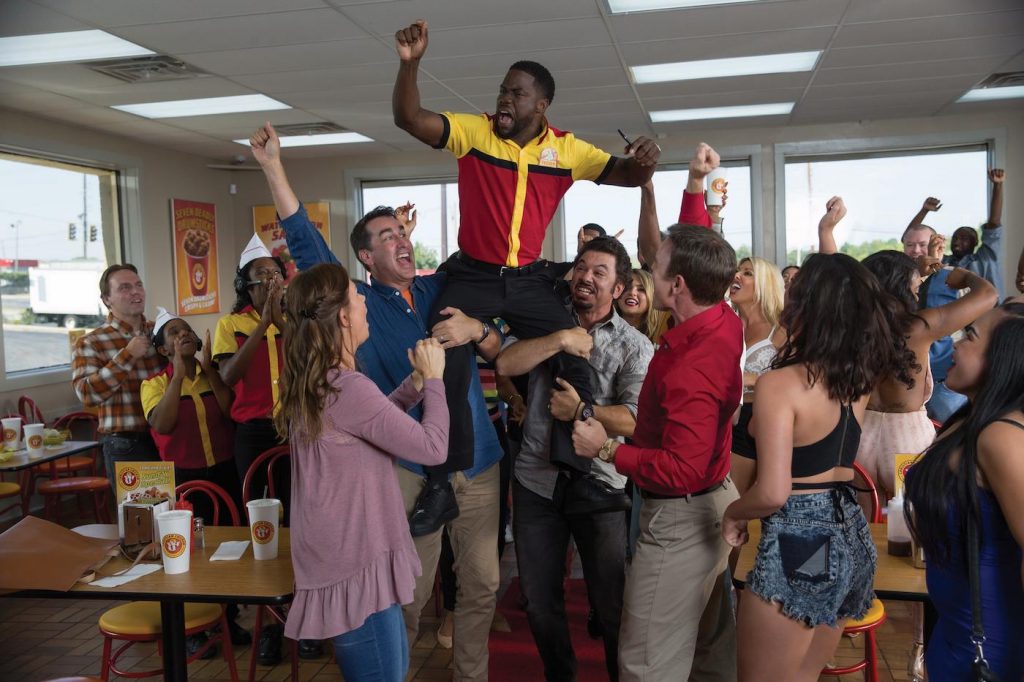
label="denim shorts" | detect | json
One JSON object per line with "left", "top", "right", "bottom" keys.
{"left": 746, "top": 486, "right": 876, "bottom": 627}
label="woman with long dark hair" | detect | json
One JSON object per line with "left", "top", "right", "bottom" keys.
{"left": 904, "top": 302, "right": 1024, "bottom": 681}
{"left": 722, "top": 253, "right": 917, "bottom": 682}
{"left": 275, "top": 263, "right": 449, "bottom": 681}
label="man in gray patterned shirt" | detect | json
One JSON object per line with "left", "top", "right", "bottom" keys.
{"left": 496, "top": 237, "right": 653, "bottom": 682}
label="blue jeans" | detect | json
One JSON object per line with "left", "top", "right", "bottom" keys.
{"left": 925, "top": 380, "right": 968, "bottom": 424}
{"left": 331, "top": 603, "right": 408, "bottom": 682}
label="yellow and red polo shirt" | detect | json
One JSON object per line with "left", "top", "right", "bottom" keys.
{"left": 141, "top": 365, "right": 234, "bottom": 470}
{"left": 438, "top": 112, "right": 615, "bottom": 267}
{"left": 212, "top": 306, "right": 283, "bottom": 423}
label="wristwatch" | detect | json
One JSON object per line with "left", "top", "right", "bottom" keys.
{"left": 597, "top": 438, "right": 617, "bottom": 463}
{"left": 579, "top": 400, "right": 594, "bottom": 421}
{"left": 476, "top": 322, "right": 491, "bottom": 345}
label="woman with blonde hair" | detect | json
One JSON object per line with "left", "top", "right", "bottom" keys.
{"left": 729, "top": 255, "right": 786, "bottom": 493}
{"left": 275, "top": 263, "right": 449, "bottom": 681}
{"left": 616, "top": 267, "right": 670, "bottom": 344}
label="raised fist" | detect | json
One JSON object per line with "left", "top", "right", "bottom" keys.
{"left": 688, "top": 142, "right": 720, "bottom": 180}
{"left": 922, "top": 197, "right": 942, "bottom": 212}
{"left": 395, "top": 21, "right": 429, "bottom": 62}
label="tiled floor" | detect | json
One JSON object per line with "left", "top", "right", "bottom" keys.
{"left": 0, "top": 504, "right": 921, "bottom": 681}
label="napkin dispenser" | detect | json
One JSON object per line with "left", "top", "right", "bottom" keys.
{"left": 122, "top": 498, "right": 170, "bottom": 547}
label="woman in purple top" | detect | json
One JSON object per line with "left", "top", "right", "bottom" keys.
{"left": 274, "top": 263, "right": 448, "bottom": 681}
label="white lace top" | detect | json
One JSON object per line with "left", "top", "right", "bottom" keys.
{"left": 744, "top": 327, "right": 778, "bottom": 376}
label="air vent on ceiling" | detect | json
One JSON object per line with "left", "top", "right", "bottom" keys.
{"left": 85, "top": 56, "right": 209, "bottom": 83}
{"left": 976, "top": 72, "right": 1024, "bottom": 88}
{"left": 273, "top": 122, "right": 350, "bottom": 136}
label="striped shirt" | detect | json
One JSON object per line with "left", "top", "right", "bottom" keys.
{"left": 71, "top": 314, "right": 165, "bottom": 434}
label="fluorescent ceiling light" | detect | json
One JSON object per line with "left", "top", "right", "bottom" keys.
{"left": 233, "top": 132, "right": 373, "bottom": 147}
{"left": 632, "top": 51, "right": 820, "bottom": 84}
{"left": 0, "top": 29, "right": 154, "bottom": 67}
{"left": 957, "top": 85, "right": 1024, "bottom": 103}
{"left": 609, "top": 0, "right": 761, "bottom": 13}
{"left": 113, "top": 95, "right": 290, "bottom": 119}
{"left": 650, "top": 102, "right": 793, "bottom": 122}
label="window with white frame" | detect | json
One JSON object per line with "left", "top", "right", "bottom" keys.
{"left": 0, "top": 152, "right": 121, "bottom": 376}
{"left": 561, "top": 162, "right": 754, "bottom": 263}
{"left": 361, "top": 180, "right": 459, "bottom": 275}
{"left": 783, "top": 146, "right": 990, "bottom": 265}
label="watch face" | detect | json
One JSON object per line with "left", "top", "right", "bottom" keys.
{"left": 580, "top": 404, "right": 594, "bottom": 421}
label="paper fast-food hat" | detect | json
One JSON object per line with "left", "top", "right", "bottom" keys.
{"left": 239, "top": 233, "right": 273, "bottom": 269}
{"left": 152, "top": 306, "right": 180, "bottom": 338}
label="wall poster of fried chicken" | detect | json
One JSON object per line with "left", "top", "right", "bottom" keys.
{"left": 171, "top": 198, "right": 220, "bottom": 315}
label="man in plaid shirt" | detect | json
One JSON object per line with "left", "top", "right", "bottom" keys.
{"left": 72, "top": 264, "right": 164, "bottom": 491}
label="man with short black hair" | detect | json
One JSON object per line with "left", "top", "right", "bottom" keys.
{"left": 392, "top": 20, "right": 662, "bottom": 534}
{"left": 575, "top": 224, "right": 742, "bottom": 681}
{"left": 72, "top": 263, "right": 163, "bottom": 492}
{"left": 497, "top": 236, "right": 652, "bottom": 681}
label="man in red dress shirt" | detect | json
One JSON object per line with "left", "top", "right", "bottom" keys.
{"left": 575, "top": 214, "right": 742, "bottom": 680}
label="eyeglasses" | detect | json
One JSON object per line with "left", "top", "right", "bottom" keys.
{"left": 250, "top": 268, "right": 281, "bottom": 279}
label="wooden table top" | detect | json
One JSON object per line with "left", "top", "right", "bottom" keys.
{"left": 70, "top": 526, "right": 294, "bottom": 605}
{"left": 0, "top": 441, "right": 99, "bottom": 472}
{"left": 733, "top": 521, "right": 928, "bottom": 602}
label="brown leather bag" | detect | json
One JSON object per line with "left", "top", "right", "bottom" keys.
{"left": 0, "top": 516, "right": 119, "bottom": 592}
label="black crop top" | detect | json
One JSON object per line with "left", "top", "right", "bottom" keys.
{"left": 790, "top": 403, "right": 861, "bottom": 478}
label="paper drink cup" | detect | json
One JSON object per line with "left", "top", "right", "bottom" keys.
{"left": 247, "top": 499, "right": 281, "bottom": 560}
{"left": 2, "top": 417, "right": 21, "bottom": 450}
{"left": 23, "top": 423, "right": 45, "bottom": 458}
{"left": 705, "top": 167, "right": 727, "bottom": 207}
{"left": 157, "top": 510, "right": 193, "bottom": 575}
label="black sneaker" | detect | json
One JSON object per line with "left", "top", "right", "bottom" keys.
{"left": 257, "top": 623, "right": 283, "bottom": 666}
{"left": 186, "top": 632, "right": 218, "bottom": 660}
{"left": 408, "top": 481, "right": 459, "bottom": 537}
{"left": 586, "top": 608, "right": 604, "bottom": 639}
{"left": 298, "top": 638, "right": 323, "bottom": 660}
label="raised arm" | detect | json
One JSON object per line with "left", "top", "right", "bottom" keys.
{"left": 600, "top": 137, "right": 661, "bottom": 187}
{"left": 392, "top": 21, "right": 446, "bottom": 147}
{"left": 199, "top": 330, "right": 233, "bottom": 416}
{"left": 216, "top": 281, "right": 281, "bottom": 387}
{"left": 817, "top": 196, "right": 847, "bottom": 255}
{"left": 250, "top": 123, "right": 299, "bottom": 220}
{"left": 679, "top": 143, "right": 715, "bottom": 228}
{"left": 986, "top": 168, "right": 1004, "bottom": 228}
{"left": 915, "top": 268, "right": 998, "bottom": 342}
{"left": 145, "top": 350, "right": 186, "bottom": 435}
{"left": 906, "top": 196, "right": 942, "bottom": 232}
{"left": 637, "top": 181, "right": 661, "bottom": 269}
{"left": 71, "top": 334, "right": 151, "bottom": 407}
{"left": 495, "top": 327, "right": 592, "bottom": 378}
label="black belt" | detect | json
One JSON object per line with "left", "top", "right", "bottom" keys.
{"left": 457, "top": 251, "right": 549, "bottom": 277}
{"left": 641, "top": 481, "right": 726, "bottom": 500}
{"left": 104, "top": 431, "right": 149, "bottom": 440}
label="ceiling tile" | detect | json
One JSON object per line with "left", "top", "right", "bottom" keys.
{"left": 822, "top": 35, "right": 1024, "bottom": 69}
{"left": 421, "top": 18, "right": 611, "bottom": 59}
{"left": 0, "top": 0, "right": 91, "bottom": 36}
{"left": 814, "top": 56, "right": 1007, "bottom": 86}
{"left": 179, "top": 38, "right": 395, "bottom": 76}
{"left": 808, "top": 75, "right": 982, "bottom": 99}
{"left": 30, "top": 0, "right": 328, "bottom": 26}
{"left": 424, "top": 45, "right": 622, "bottom": 80}
{"left": 608, "top": 0, "right": 847, "bottom": 43}
{"left": 833, "top": 11, "right": 1024, "bottom": 48}
{"left": 843, "top": 0, "right": 1024, "bottom": 24}
{"left": 618, "top": 27, "right": 834, "bottom": 66}
{"left": 112, "top": 9, "right": 367, "bottom": 55}
{"left": 232, "top": 62, "right": 399, "bottom": 94}
{"left": 337, "top": 0, "right": 600, "bottom": 33}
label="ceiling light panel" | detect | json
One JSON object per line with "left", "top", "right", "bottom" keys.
{"left": 0, "top": 29, "right": 154, "bottom": 67}
{"left": 957, "top": 85, "right": 1024, "bottom": 102}
{"left": 112, "top": 95, "right": 290, "bottom": 119}
{"left": 650, "top": 102, "right": 794, "bottom": 122}
{"left": 608, "top": 0, "right": 762, "bottom": 13}
{"left": 632, "top": 51, "right": 820, "bottom": 84}
{"left": 233, "top": 132, "right": 373, "bottom": 147}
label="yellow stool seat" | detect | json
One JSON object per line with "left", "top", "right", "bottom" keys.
{"left": 848, "top": 598, "right": 885, "bottom": 628}
{"left": 0, "top": 481, "right": 20, "bottom": 496}
{"left": 99, "top": 601, "right": 222, "bottom": 636}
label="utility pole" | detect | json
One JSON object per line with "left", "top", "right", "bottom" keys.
{"left": 81, "top": 175, "right": 88, "bottom": 259}
{"left": 9, "top": 220, "right": 21, "bottom": 271}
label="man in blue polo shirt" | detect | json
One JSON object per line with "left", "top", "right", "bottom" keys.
{"left": 250, "top": 123, "right": 503, "bottom": 681}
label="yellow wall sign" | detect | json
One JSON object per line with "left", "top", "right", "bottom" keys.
{"left": 252, "top": 202, "right": 331, "bottom": 283}
{"left": 171, "top": 199, "right": 220, "bottom": 315}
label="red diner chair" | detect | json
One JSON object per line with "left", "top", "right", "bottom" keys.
{"left": 820, "top": 462, "right": 887, "bottom": 681}
{"left": 242, "top": 444, "right": 299, "bottom": 682}
{"left": 96, "top": 481, "right": 240, "bottom": 681}
{"left": 35, "top": 412, "right": 109, "bottom": 524}
{"left": 17, "top": 395, "right": 45, "bottom": 425}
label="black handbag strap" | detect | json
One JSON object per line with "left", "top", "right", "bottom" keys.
{"left": 967, "top": 500, "right": 998, "bottom": 680}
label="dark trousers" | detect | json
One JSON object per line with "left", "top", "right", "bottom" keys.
{"left": 428, "top": 254, "right": 594, "bottom": 474}
{"left": 174, "top": 459, "right": 244, "bottom": 527}
{"left": 101, "top": 432, "right": 159, "bottom": 495}
{"left": 513, "top": 478, "right": 626, "bottom": 682}
{"left": 233, "top": 419, "right": 290, "bottom": 525}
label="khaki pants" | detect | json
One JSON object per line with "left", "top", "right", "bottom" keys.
{"left": 399, "top": 462, "right": 500, "bottom": 681}
{"left": 619, "top": 482, "right": 739, "bottom": 681}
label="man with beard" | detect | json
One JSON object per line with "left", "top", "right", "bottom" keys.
{"left": 496, "top": 237, "right": 652, "bottom": 682}
{"left": 392, "top": 20, "right": 661, "bottom": 536}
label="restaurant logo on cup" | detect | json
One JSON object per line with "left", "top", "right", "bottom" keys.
{"left": 163, "top": 533, "right": 187, "bottom": 558}
{"left": 710, "top": 177, "right": 727, "bottom": 193}
{"left": 252, "top": 520, "right": 275, "bottom": 545}
{"left": 119, "top": 467, "right": 141, "bottom": 491}
{"left": 2, "top": 428, "right": 16, "bottom": 443}
{"left": 27, "top": 434, "right": 43, "bottom": 449}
